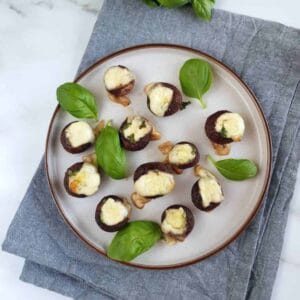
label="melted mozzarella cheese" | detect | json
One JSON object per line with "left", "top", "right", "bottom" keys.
{"left": 69, "top": 163, "right": 101, "bottom": 196}
{"left": 215, "top": 113, "right": 245, "bottom": 140}
{"left": 65, "top": 121, "right": 95, "bottom": 148}
{"left": 123, "top": 116, "right": 152, "bottom": 142}
{"left": 100, "top": 198, "right": 128, "bottom": 226}
{"left": 168, "top": 144, "right": 195, "bottom": 165}
{"left": 161, "top": 207, "right": 187, "bottom": 235}
{"left": 104, "top": 66, "right": 134, "bottom": 90}
{"left": 134, "top": 170, "right": 175, "bottom": 197}
{"left": 198, "top": 169, "right": 224, "bottom": 208}
{"left": 148, "top": 84, "right": 173, "bottom": 116}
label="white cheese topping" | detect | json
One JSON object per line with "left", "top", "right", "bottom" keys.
{"left": 197, "top": 169, "right": 224, "bottom": 208}
{"left": 100, "top": 198, "right": 128, "bottom": 226}
{"left": 148, "top": 84, "right": 173, "bottom": 117}
{"left": 134, "top": 170, "right": 175, "bottom": 197}
{"left": 69, "top": 163, "right": 101, "bottom": 196}
{"left": 161, "top": 207, "right": 187, "bottom": 235}
{"left": 123, "top": 116, "right": 152, "bottom": 142}
{"left": 65, "top": 121, "right": 95, "bottom": 148}
{"left": 215, "top": 113, "right": 245, "bottom": 140}
{"left": 104, "top": 66, "right": 134, "bottom": 91}
{"left": 168, "top": 144, "right": 195, "bottom": 165}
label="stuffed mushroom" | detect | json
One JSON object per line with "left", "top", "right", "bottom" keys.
{"left": 192, "top": 166, "right": 224, "bottom": 211}
{"left": 159, "top": 141, "right": 200, "bottom": 170}
{"left": 161, "top": 205, "right": 194, "bottom": 244}
{"left": 104, "top": 65, "right": 135, "bottom": 96}
{"left": 205, "top": 110, "right": 245, "bottom": 155}
{"left": 131, "top": 162, "right": 175, "bottom": 208}
{"left": 64, "top": 162, "right": 101, "bottom": 197}
{"left": 144, "top": 82, "right": 182, "bottom": 117}
{"left": 119, "top": 116, "right": 159, "bottom": 151}
{"left": 104, "top": 65, "right": 135, "bottom": 106}
{"left": 95, "top": 195, "right": 131, "bottom": 232}
{"left": 61, "top": 121, "right": 95, "bottom": 154}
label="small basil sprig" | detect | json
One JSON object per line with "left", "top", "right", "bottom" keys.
{"left": 56, "top": 82, "right": 98, "bottom": 120}
{"left": 96, "top": 121, "right": 127, "bottom": 180}
{"left": 142, "top": 0, "right": 215, "bottom": 21}
{"left": 179, "top": 58, "right": 213, "bottom": 108}
{"left": 207, "top": 155, "right": 258, "bottom": 181}
{"left": 107, "top": 221, "right": 162, "bottom": 262}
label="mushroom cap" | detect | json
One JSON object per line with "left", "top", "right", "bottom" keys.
{"left": 146, "top": 82, "right": 182, "bottom": 117}
{"left": 191, "top": 180, "right": 222, "bottom": 211}
{"left": 61, "top": 121, "right": 93, "bottom": 154}
{"left": 205, "top": 110, "right": 234, "bottom": 144}
{"left": 95, "top": 195, "right": 130, "bottom": 232}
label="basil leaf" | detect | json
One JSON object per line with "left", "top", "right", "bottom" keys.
{"left": 207, "top": 155, "right": 258, "bottom": 181}
{"left": 96, "top": 122, "right": 127, "bottom": 179}
{"left": 191, "top": 0, "right": 215, "bottom": 21}
{"left": 107, "top": 221, "right": 162, "bottom": 262}
{"left": 143, "top": 0, "right": 160, "bottom": 7}
{"left": 56, "top": 82, "right": 98, "bottom": 119}
{"left": 158, "top": 0, "right": 189, "bottom": 8}
{"left": 179, "top": 58, "right": 213, "bottom": 108}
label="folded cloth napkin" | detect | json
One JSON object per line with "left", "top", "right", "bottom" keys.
{"left": 3, "top": 0, "right": 300, "bottom": 299}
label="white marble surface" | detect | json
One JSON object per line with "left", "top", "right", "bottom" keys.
{"left": 0, "top": 1, "right": 299, "bottom": 299}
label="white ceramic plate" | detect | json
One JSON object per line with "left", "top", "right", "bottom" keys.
{"left": 46, "top": 44, "right": 271, "bottom": 269}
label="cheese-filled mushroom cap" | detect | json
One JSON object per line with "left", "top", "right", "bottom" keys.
{"left": 192, "top": 168, "right": 224, "bottom": 211}
{"left": 61, "top": 121, "right": 95, "bottom": 153}
{"left": 168, "top": 142, "right": 199, "bottom": 169}
{"left": 145, "top": 82, "right": 182, "bottom": 117}
{"left": 104, "top": 65, "right": 135, "bottom": 96}
{"left": 205, "top": 110, "right": 245, "bottom": 144}
{"left": 64, "top": 162, "right": 101, "bottom": 197}
{"left": 95, "top": 195, "right": 131, "bottom": 232}
{"left": 119, "top": 116, "right": 153, "bottom": 151}
{"left": 161, "top": 205, "right": 194, "bottom": 242}
{"left": 133, "top": 162, "right": 175, "bottom": 198}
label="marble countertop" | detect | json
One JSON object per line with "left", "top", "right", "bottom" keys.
{"left": 0, "top": 0, "right": 299, "bottom": 299}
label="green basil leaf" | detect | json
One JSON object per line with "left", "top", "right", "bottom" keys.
{"left": 56, "top": 82, "right": 98, "bottom": 119}
{"left": 143, "top": 0, "right": 160, "bottom": 7}
{"left": 179, "top": 58, "right": 213, "bottom": 108}
{"left": 191, "top": 0, "right": 215, "bottom": 21}
{"left": 207, "top": 155, "right": 258, "bottom": 181}
{"left": 96, "top": 122, "right": 127, "bottom": 179}
{"left": 158, "top": 0, "right": 189, "bottom": 8}
{"left": 107, "top": 221, "right": 162, "bottom": 262}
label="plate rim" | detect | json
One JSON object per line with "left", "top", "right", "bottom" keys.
{"left": 45, "top": 43, "right": 272, "bottom": 270}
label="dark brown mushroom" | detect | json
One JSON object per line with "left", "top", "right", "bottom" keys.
{"left": 205, "top": 110, "right": 246, "bottom": 145}
{"left": 119, "top": 116, "right": 153, "bottom": 151}
{"left": 64, "top": 162, "right": 101, "bottom": 198}
{"left": 167, "top": 142, "right": 200, "bottom": 169}
{"left": 144, "top": 82, "right": 182, "bottom": 117}
{"left": 191, "top": 167, "right": 224, "bottom": 211}
{"left": 133, "top": 162, "right": 175, "bottom": 200}
{"left": 61, "top": 121, "right": 95, "bottom": 154}
{"left": 205, "top": 110, "right": 233, "bottom": 145}
{"left": 161, "top": 205, "right": 194, "bottom": 244}
{"left": 95, "top": 195, "right": 131, "bottom": 232}
{"left": 104, "top": 65, "right": 135, "bottom": 97}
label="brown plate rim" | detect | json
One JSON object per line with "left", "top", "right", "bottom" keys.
{"left": 45, "top": 43, "right": 272, "bottom": 270}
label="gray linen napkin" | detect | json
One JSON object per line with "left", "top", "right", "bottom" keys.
{"left": 2, "top": 0, "right": 300, "bottom": 299}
